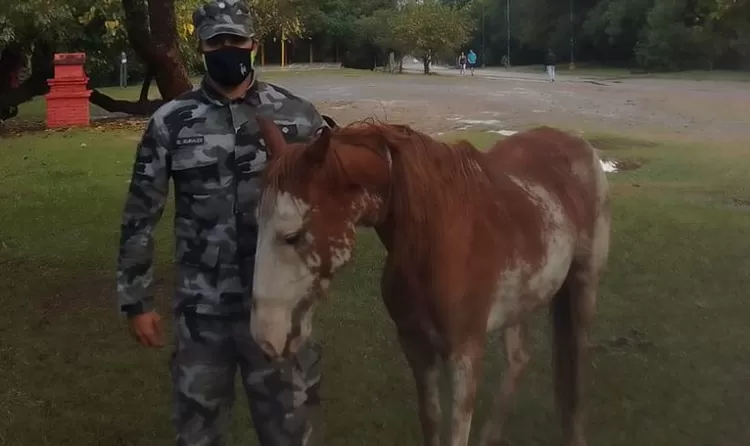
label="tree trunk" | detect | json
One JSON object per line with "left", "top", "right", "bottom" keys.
{"left": 0, "top": 44, "right": 25, "bottom": 121}
{"left": 0, "top": 44, "right": 24, "bottom": 94}
{"left": 122, "top": 0, "right": 192, "bottom": 99}
{"left": 0, "top": 41, "right": 54, "bottom": 121}
{"left": 85, "top": 0, "right": 191, "bottom": 116}
{"left": 139, "top": 69, "right": 154, "bottom": 102}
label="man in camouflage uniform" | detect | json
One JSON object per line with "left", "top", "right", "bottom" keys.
{"left": 116, "top": 1, "right": 328, "bottom": 445}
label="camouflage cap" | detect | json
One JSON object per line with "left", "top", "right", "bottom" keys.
{"left": 193, "top": 0, "right": 255, "bottom": 41}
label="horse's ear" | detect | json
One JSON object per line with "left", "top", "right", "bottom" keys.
{"left": 322, "top": 115, "right": 339, "bottom": 130}
{"left": 305, "top": 125, "right": 331, "bottom": 164}
{"left": 256, "top": 115, "right": 287, "bottom": 158}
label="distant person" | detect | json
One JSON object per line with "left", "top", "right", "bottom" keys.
{"left": 467, "top": 49, "right": 478, "bottom": 76}
{"left": 545, "top": 48, "right": 557, "bottom": 82}
{"left": 459, "top": 52, "right": 467, "bottom": 75}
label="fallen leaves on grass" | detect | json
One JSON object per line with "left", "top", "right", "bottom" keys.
{"left": 0, "top": 117, "right": 149, "bottom": 139}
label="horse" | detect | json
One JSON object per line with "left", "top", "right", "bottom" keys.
{"left": 250, "top": 115, "right": 611, "bottom": 446}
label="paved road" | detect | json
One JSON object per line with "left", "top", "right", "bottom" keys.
{"left": 399, "top": 61, "right": 598, "bottom": 84}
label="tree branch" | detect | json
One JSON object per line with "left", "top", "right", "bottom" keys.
{"left": 89, "top": 90, "right": 164, "bottom": 116}
{"left": 0, "top": 41, "right": 54, "bottom": 121}
{"left": 0, "top": 75, "right": 50, "bottom": 121}
{"left": 139, "top": 69, "right": 154, "bottom": 102}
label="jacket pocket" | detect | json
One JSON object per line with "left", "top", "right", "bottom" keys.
{"left": 171, "top": 151, "right": 225, "bottom": 195}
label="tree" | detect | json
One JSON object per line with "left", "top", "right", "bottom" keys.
{"left": 0, "top": 0, "right": 84, "bottom": 120}
{"left": 249, "top": 0, "right": 305, "bottom": 38}
{"left": 99, "top": 0, "right": 193, "bottom": 114}
{"left": 392, "top": 0, "right": 473, "bottom": 74}
{"left": 0, "top": 0, "right": 193, "bottom": 119}
{"left": 0, "top": 0, "right": 312, "bottom": 122}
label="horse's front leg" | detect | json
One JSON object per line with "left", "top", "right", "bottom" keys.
{"left": 448, "top": 342, "right": 485, "bottom": 446}
{"left": 398, "top": 333, "right": 443, "bottom": 446}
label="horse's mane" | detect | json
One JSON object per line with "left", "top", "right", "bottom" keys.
{"left": 263, "top": 119, "right": 504, "bottom": 264}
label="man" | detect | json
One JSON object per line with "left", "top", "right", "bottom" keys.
{"left": 116, "top": 1, "right": 329, "bottom": 445}
{"left": 545, "top": 48, "right": 557, "bottom": 82}
{"left": 467, "top": 49, "right": 477, "bottom": 76}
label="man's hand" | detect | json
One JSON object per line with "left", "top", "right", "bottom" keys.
{"left": 128, "top": 311, "right": 164, "bottom": 347}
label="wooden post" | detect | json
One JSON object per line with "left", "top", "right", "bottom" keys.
{"left": 309, "top": 39, "right": 313, "bottom": 64}
{"left": 281, "top": 30, "right": 286, "bottom": 68}
{"left": 260, "top": 42, "right": 265, "bottom": 66}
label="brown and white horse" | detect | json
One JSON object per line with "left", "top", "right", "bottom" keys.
{"left": 250, "top": 116, "right": 611, "bottom": 446}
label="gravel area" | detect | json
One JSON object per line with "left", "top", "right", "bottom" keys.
{"left": 265, "top": 66, "right": 750, "bottom": 143}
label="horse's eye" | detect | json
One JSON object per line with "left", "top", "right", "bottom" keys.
{"left": 282, "top": 231, "right": 302, "bottom": 246}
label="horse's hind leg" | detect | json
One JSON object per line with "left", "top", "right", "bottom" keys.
{"left": 552, "top": 213, "right": 610, "bottom": 446}
{"left": 447, "top": 342, "right": 485, "bottom": 446}
{"left": 398, "top": 334, "right": 443, "bottom": 446}
{"left": 477, "top": 322, "right": 530, "bottom": 446}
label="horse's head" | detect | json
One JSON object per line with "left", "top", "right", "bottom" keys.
{"left": 250, "top": 115, "right": 392, "bottom": 359}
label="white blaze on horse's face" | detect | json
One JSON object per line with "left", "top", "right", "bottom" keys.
{"left": 252, "top": 191, "right": 313, "bottom": 359}
{"left": 251, "top": 189, "right": 354, "bottom": 359}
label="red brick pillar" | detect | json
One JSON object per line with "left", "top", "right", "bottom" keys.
{"left": 45, "top": 53, "right": 92, "bottom": 129}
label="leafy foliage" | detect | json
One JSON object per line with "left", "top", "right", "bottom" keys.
{"left": 393, "top": 0, "right": 473, "bottom": 59}
{"left": 2, "top": 0, "right": 750, "bottom": 119}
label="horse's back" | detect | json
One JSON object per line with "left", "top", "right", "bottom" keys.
{"left": 485, "top": 126, "right": 607, "bottom": 229}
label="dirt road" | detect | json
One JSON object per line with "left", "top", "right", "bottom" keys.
{"left": 265, "top": 67, "right": 750, "bottom": 143}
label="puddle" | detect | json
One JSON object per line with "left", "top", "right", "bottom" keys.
{"left": 598, "top": 157, "right": 644, "bottom": 173}
{"left": 488, "top": 130, "right": 518, "bottom": 136}
{"left": 588, "top": 135, "right": 659, "bottom": 151}
{"left": 592, "top": 328, "right": 656, "bottom": 353}
{"left": 449, "top": 117, "right": 504, "bottom": 126}
{"left": 600, "top": 160, "right": 618, "bottom": 172}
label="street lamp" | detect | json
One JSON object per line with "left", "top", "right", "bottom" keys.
{"left": 506, "top": 0, "right": 511, "bottom": 67}
{"left": 569, "top": 0, "right": 576, "bottom": 70}
{"left": 481, "top": 0, "right": 486, "bottom": 67}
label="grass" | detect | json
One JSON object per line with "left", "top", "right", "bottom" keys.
{"left": 1, "top": 125, "right": 750, "bottom": 446}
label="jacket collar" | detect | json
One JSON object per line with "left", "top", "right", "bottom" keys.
{"left": 200, "top": 74, "right": 261, "bottom": 107}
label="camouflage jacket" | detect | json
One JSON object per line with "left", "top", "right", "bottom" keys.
{"left": 116, "top": 78, "right": 327, "bottom": 317}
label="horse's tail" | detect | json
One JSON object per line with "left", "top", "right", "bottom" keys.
{"left": 549, "top": 274, "right": 591, "bottom": 438}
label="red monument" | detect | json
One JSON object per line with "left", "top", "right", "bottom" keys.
{"left": 45, "top": 53, "right": 92, "bottom": 129}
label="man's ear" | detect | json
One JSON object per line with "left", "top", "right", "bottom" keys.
{"left": 322, "top": 115, "right": 339, "bottom": 130}
{"left": 256, "top": 116, "right": 288, "bottom": 159}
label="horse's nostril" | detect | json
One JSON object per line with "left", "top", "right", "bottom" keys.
{"left": 287, "top": 336, "right": 303, "bottom": 355}
{"left": 258, "top": 341, "right": 279, "bottom": 359}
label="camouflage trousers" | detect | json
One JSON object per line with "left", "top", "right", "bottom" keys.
{"left": 169, "top": 311, "right": 322, "bottom": 446}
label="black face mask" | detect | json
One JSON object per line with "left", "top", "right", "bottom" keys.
{"left": 203, "top": 46, "right": 254, "bottom": 88}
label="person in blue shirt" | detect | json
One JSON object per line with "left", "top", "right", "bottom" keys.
{"left": 467, "top": 49, "right": 478, "bottom": 76}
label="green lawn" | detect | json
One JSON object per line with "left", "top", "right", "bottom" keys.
{"left": 1, "top": 126, "right": 749, "bottom": 446}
